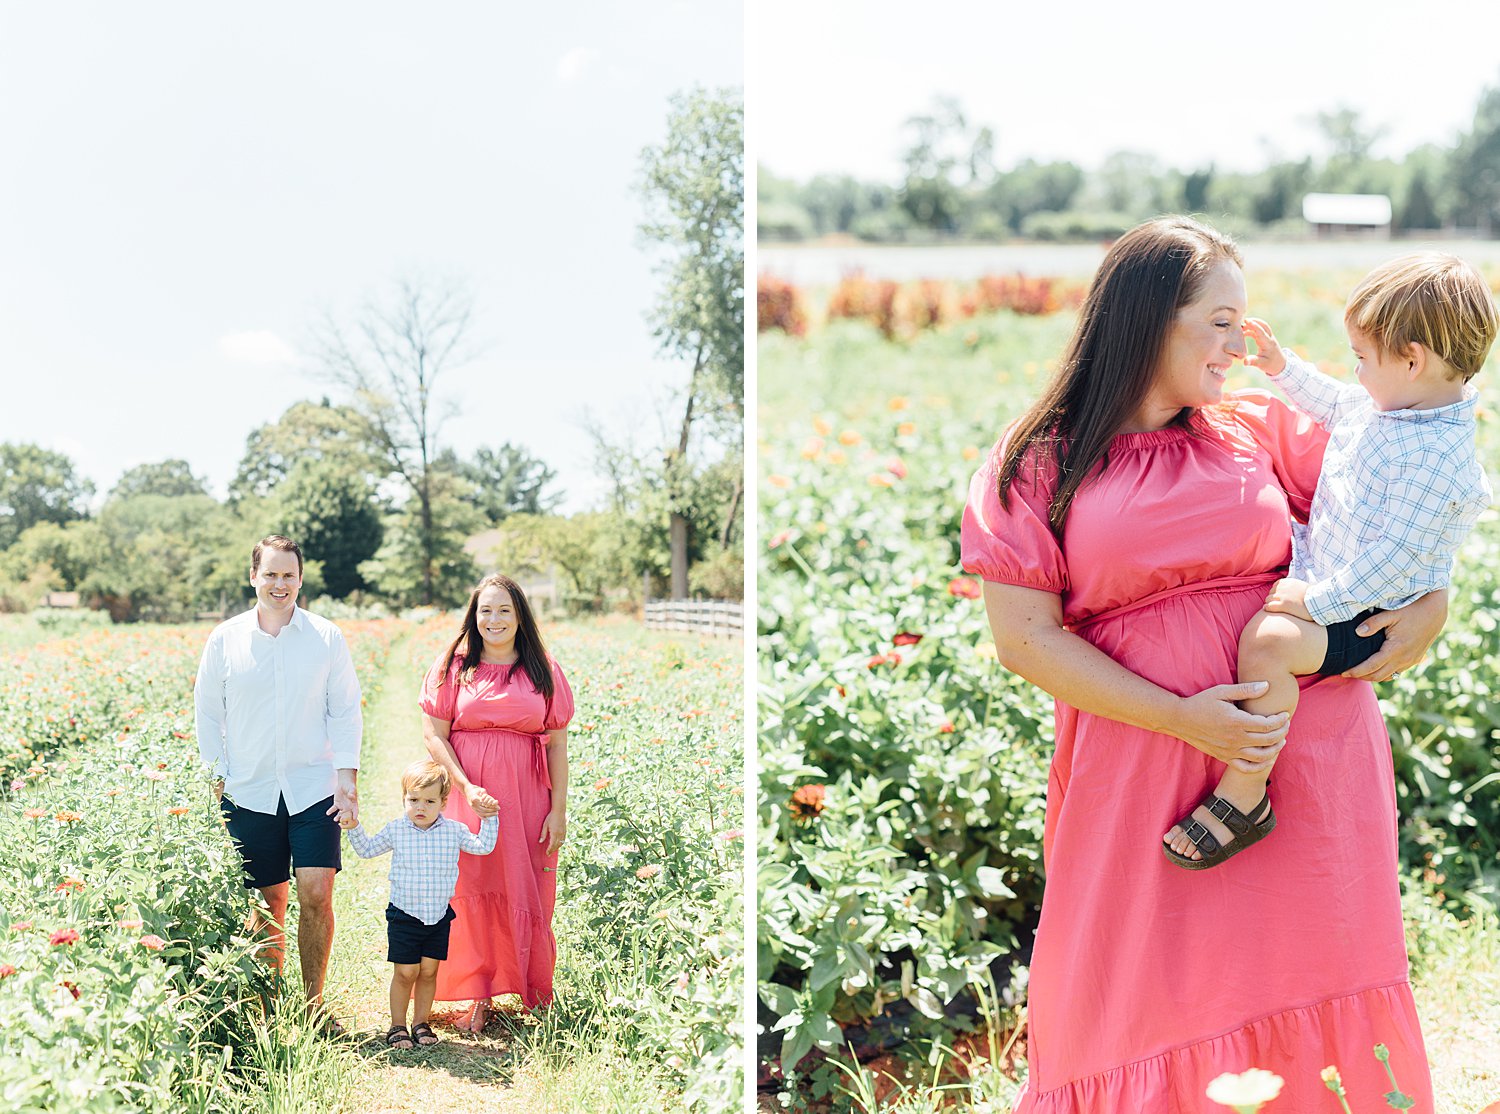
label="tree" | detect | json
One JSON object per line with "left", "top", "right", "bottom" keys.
{"left": 1398, "top": 169, "right": 1441, "bottom": 231}
{"left": 1451, "top": 82, "right": 1500, "bottom": 233}
{"left": 357, "top": 467, "right": 482, "bottom": 608}
{"left": 0, "top": 443, "right": 93, "bottom": 550}
{"left": 638, "top": 87, "right": 744, "bottom": 599}
{"left": 899, "top": 96, "right": 970, "bottom": 232}
{"left": 230, "top": 399, "right": 384, "bottom": 502}
{"left": 442, "top": 443, "right": 563, "bottom": 524}
{"left": 314, "top": 279, "right": 476, "bottom": 605}
{"left": 109, "top": 459, "right": 208, "bottom": 501}
{"left": 270, "top": 457, "right": 384, "bottom": 599}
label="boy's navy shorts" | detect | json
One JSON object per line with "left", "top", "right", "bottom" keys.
{"left": 1317, "top": 608, "right": 1385, "bottom": 677}
{"left": 220, "top": 794, "right": 342, "bottom": 890}
{"left": 386, "top": 903, "right": 456, "bottom": 964}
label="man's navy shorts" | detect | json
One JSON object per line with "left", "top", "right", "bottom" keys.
{"left": 1317, "top": 608, "right": 1386, "bottom": 677}
{"left": 386, "top": 903, "right": 456, "bottom": 964}
{"left": 220, "top": 794, "right": 342, "bottom": 890}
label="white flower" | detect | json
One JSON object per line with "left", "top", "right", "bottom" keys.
{"left": 1206, "top": 1069, "right": 1284, "bottom": 1109}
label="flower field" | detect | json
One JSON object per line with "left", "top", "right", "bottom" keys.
{"left": 0, "top": 611, "right": 743, "bottom": 1113}
{"left": 758, "top": 271, "right": 1500, "bottom": 1112}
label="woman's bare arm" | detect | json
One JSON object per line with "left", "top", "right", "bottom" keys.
{"left": 984, "top": 582, "right": 1290, "bottom": 771}
{"left": 422, "top": 712, "right": 498, "bottom": 817}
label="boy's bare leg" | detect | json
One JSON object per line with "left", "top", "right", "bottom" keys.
{"left": 412, "top": 958, "right": 440, "bottom": 1043}
{"left": 389, "top": 964, "right": 417, "bottom": 1045}
{"left": 1165, "top": 610, "right": 1327, "bottom": 859}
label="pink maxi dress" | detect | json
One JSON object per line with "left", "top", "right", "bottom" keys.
{"left": 419, "top": 655, "right": 574, "bottom": 1009}
{"left": 961, "top": 392, "right": 1433, "bottom": 1113}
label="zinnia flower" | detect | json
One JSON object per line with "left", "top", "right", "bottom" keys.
{"left": 22, "top": 808, "right": 45, "bottom": 820}
{"left": 53, "top": 811, "right": 82, "bottom": 824}
{"left": 635, "top": 864, "right": 663, "bottom": 880}
{"left": 717, "top": 829, "right": 743, "bottom": 841}
{"left": 167, "top": 806, "right": 190, "bottom": 816}
{"left": 947, "top": 577, "right": 981, "bottom": 599}
{"left": 60, "top": 980, "right": 80, "bottom": 1000}
{"left": 0, "top": 964, "right": 15, "bottom": 978}
{"left": 892, "top": 632, "right": 923, "bottom": 646}
{"left": 49, "top": 929, "right": 80, "bottom": 946}
{"left": 593, "top": 778, "right": 612, "bottom": 790}
{"left": 117, "top": 919, "right": 143, "bottom": 931}
{"left": 789, "top": 784, "right": 827, "bottom": 820}
{"left": 10, "top": 922, "right": 32, "bottom": 933}
{"left": 142, "top": 770, "right": 166, "bottom": 782}
{"left": 768, "top": 530, "right": 792, "bottom": 550}
{"left": 54, "top": 878, "right": 84, "bottom": 893}
{"left": 139, "top": 935, "right": 166, "bottom": 951}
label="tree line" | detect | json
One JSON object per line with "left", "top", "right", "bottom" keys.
{"left": 1, "top": 86, "right": 744, "bottom": 621}
{"left": 760, "top": 81, "right": 1500, "bottom": 243}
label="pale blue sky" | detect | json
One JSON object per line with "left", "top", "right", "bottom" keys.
{"left": 751, "top": 0, "right": 1500, "bottom": 181}
{"left": 0, "top": 2, "right": 742, "bottom": 514}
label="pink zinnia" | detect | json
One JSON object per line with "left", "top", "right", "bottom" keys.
{"left": 947, "top": 577, "right": 981, "bottom": 599}
{"left": 0, "top": 964, "right": 14, "bottom": 978}
{"left": 116, "top": 919, "right": 143, "bottom": 931}
{"left": 139, "top": 935, "right": 166, "bottom": 951}
{"left": 635, "top": 864, "right": 663, "bottom": 880}
{"left": 49, "top": 929, "right": 79, "bottom": 946}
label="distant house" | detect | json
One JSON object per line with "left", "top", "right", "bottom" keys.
{"left": 1302, "top": 193, "right": 1392, "bottom": 238}
{"left": 464, "top": 528, "right": 560, "bottom": 610}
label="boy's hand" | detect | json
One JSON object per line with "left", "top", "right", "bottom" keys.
{"left": 1263, "top": 578, "right": 1314, "bottom": 622}
{"left": 1242, "top": 318, "right": 1286, "bottom": 378}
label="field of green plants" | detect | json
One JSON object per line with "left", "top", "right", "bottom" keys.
{"left": 757, "top": 268, "right": 1500, "bottom": 1113}
{"left": 0, "top": 610, "right": 742, "bottom": 1113}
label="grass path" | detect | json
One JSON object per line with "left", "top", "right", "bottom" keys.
{"left": 315, "top": 620, "right": 683, "bottom": 1114}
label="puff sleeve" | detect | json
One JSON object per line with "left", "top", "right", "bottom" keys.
{"left": 544, "top": 659, "right": 575, "bottom": 731}
{"left": 959, "top": 434, "right": 1069, "bottom": 594}
{"left": 1226, "top": 389, "right": 1330, "bottom": 524}
{"left": 418, "top": 653, "right": 459, "bottom": 721}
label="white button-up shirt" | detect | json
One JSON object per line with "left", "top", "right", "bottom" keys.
{"left": 194, "top": 606, "right": 363, "bottom": 815}
{"left": 1279, "top": 352, "right": 1491, "bottom": 625}
{"left": 347, "top": 814, "right": 499, "bottom": 924}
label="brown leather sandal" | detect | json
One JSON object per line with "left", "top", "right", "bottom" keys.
{"left": 1163, "top": 791, "right": 1276, "bottom": 870}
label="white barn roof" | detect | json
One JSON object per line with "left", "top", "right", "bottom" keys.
{"left": 1302, "top": 193, "right": 1392, "bottom": 226}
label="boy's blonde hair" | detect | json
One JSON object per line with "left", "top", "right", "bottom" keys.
{"left": 1345, "top": 253, "right": 1500, "bottom": 383}
{"left": 401, "top": 759, "right": 450, "bottom": 800}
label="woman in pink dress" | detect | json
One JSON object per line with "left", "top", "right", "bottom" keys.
{"left": 962, "top": 217, "right": 1445, "bottom": 1112}
{"left": 420, "top": 574, "right": 573, "bottom": 1031}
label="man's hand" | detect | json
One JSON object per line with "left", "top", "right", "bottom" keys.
{"left": 329, "top": 769, "right": 359, "bottom": 827}
{"left": 1263, "top": 578, "right": 1314, "bottom": 623}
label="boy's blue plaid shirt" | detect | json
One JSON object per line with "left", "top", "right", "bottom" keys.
{"left": 347, "top": 813, "right": 498, "bottom": 924}
{"left": 1277, "top": 352, "right": 1491, "bottom": 625}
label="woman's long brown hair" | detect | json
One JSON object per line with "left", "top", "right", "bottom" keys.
{"left": 996, "top": 216, "right": 1243, "bottom": 537}
{"left": 440, "top": 574, "right": 555, "bottom": 720}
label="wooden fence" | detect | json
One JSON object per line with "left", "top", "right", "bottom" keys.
{"left": 643, "top": 599, "right": 743, "bottom": 638}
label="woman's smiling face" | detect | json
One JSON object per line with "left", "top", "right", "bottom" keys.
{"left": 1145, "top": 260, "right": 1249, "bottom": 419}
{"left": 474, "top": 584, "right": 518, "bottom": 659}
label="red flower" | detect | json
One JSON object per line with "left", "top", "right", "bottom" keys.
{"left": 947, "top": 577, "right": 981, "bottom": 599}
{"left": 139, "top": 935, "right": 166, "bottom": 951}
{"left": 60, "top": 980, "right": 80, "bottom": 999}
{"left": 867, "top": 652, "right": 903, "bottom": 669}
{"left": 54, "top": 878, "right": 84, "bottom": 893}
{"left": 892, "top": 632, "right": 923, "bottom": 646}
{"left": 49, "top": 929, "right": 80, "bottom": 947}
{"left": 789, "top": 784, "right": 827, "bottom": 820}
{"left": 939, "top": 720, "right": 956, "bottom": 734}
{"left": 0, "top": 964, "right": 15, "bottom": 978}
{"left": 10, "top": 922, "right": 32, "bottom": 933}
{"left": 167, "top": 807, "right": 190, "bottom": 816}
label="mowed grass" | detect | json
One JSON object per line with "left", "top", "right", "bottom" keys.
{"left": 759, "top": 269, "right": 1500, "bottom": 1113}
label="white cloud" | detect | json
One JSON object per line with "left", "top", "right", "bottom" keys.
{"left": 218, "top": 330, "right": 297, "bottom": 365}
{"left": 556, "top": 46, "right": 600, "bottom": 83}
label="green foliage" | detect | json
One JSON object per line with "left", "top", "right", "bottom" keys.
{"left": 108, "top": 460, "right": 208, "bottom": 501}
{"left": 443, "top": 442, "right": 563, "bottom": 523}
{"left": 228, "top": 399, "right": 383, "bottom": 504}
{"left": 270, "top": 457, "right": 384, "bottom": 599}
{"left": 357, "top": 469, "right": 481, "bottom": 609}
{"left": 0, "top": 443, "right": 94, "bottom": 551}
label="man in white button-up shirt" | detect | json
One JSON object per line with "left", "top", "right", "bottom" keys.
{"left": 195, "top": 535, "right": 363, "bottom": 1024}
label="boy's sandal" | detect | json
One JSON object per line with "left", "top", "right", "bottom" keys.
{"left": 386, "top": 1025, "right": 414, "bottom": 1049}
{"left": 411, "top": 1022, "right": 439, "bottom": 1046}
{"left": 1162, "top": 791, "right": 1276, "bottom": 871}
